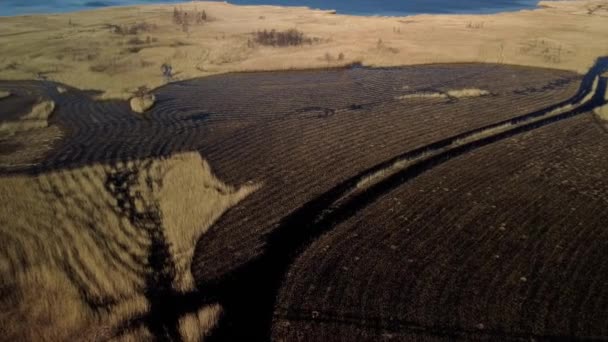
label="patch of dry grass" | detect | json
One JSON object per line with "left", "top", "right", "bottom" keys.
{"left": 356, "top": 152, "right": 430, "bottom": 190}
{"left": 0, "top": 124, "right": 62, "bottom": 170}
{"left": 594, "top": 85, "right": 608, "bottom": 123}
{"left": 596, "top": 104, "right": 608, "bottom": 120}
{"left": 130, "top": 94, "right": 156, "bottom": 113}
{"left": 0, "top": 152, "right": 258, "bottom": 340}
{"left": 0, "top": 99, "right": 55, "bottom": 135}
{"left": 395, "top": 92, "right": 448, "bottom": 100}
{"left": 178, "top": 305, "right": 222, "bottom": 341}
{"left": 395, "top": 88, "right": 491, "bottom": 101}
{"left": 253, "top": 29, "right": 315, "bottom": 47}
{"left": 446, "top": 88, "right": 490, "bottom": 98}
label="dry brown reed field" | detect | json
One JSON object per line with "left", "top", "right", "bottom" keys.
{"left": 0, "top": 152, "right": 257, "bottom": 341}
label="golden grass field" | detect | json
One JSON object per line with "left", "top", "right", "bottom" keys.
{"left": 0, "top": 1, "right": 607, "bottom": 99}
{"left": 0, "top": 152, "right": 257, "bottom": 341}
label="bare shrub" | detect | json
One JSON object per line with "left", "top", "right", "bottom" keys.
{"left": 376, "top": 38, "right": 400, "bottom": 54}
{"left": 338, "top": 52, "right": 345, "bottom": 61}
{"left": 173, "top": 7, "right": 208, "bottom": 26}
{"left": 126, "top": 47, "right": 142, "bottom": 54}
{"left": 466, "top": 21, "right": 485, "bottom": 29}
{"left": 89, "top": 64, "right": 107, "bottom": 73}
{"left": 127, "top": 37, "right": 146, "bottom": 45}
{"left": 107, "top": 22, "right": 156, "bottom": 35}
{"left": 161, "top": 63, "right": 173, "bottom": 80}
{"left": 519, "top": 38, "right": 566, "bottom": 64}
{"left": 253, "top": 29, "right": 315, "bottom": 47}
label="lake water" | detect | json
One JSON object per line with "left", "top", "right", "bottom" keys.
{"left": 1, "top": 0, "right": 540, "bottom": 17}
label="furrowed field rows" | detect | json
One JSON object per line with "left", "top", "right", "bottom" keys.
{"left": 0, "top": 64, "right": 579, "bottom": 175}
{"left": 273, "top": 114, "right": 608, "bottom": 340}
{"left": 189, "top": 66, "right": 581, "bottom": 279}
{"left": 0, "top": 61, "right": 603, "bottom": 341}
{"left": 194, "top": 57, "right": 607, "bottom": 340}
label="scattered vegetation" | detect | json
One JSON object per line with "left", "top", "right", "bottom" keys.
{"left": 173, "top": 7, "right": 208, "bottom": 33}
{"left": 106, "top": 22, "right": 156, "bottom": 35}
{"left": 466, "top": 21, "right": 485, "bottom": 29}
{"left": 89, "top": 57, "right": 126, "bottom": 75}
{"left": 322, "top": 52, "right": 345, "bottom": 63}
{"left": 376, "top": 39, "right": 400, "bottom": 54}
{"left": 173, "top": 7, "right": 207, "bottom": 25}
{"left": 520, "top": 38, "right": 569, "bottom": 64}
{"left": 127, "top": 37, "right": 146, "bottom": 45}
{"left": 253, "top": 29, "right": 316, "bottom": 47}
{"left": 586, "top": 4, "right": 608, "bottom": 15}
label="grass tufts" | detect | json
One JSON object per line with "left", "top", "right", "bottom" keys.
{"left": 253, "top": 29, "right": 315, "bottom": 47}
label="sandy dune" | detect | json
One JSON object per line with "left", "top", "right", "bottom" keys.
{"left": 0, "top": 1, "right": 607, "bottom": 99}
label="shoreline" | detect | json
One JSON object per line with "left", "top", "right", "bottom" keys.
{"left": 0, "top": 0, "right": 541, "bottom": 18}
{"left": 0, "top": 0, "right": 607, "bottom": 99}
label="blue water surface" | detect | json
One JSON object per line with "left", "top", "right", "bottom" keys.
{"left": 1, "top": 0, "right": 539, "bottom": 17}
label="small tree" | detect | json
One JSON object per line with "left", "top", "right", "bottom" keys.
{"left": 135, "top": 86, "right": 150, "bottom": 97}
{"left": 161, "top": 63, "right": 173, "bottom": 81}
{"left": 173, "top": 7, "right": 180, "bottom": 24}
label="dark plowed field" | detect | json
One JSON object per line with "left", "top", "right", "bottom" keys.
{"left": 1, "top": 60, "right": 607, "bottom": 341}
{"left": 273, "top": 113, "right": 608, "bottom": 341}
{"left": 190, "top": 65, "right": 581, "bottom": 282}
